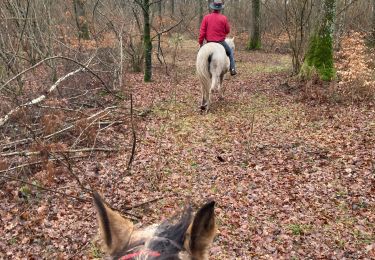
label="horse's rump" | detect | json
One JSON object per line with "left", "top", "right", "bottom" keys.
{"left": 196, "top": 40, "right": 233, "bottom": 112}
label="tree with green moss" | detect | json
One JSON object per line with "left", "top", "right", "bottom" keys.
{"left": 372, "top": 0, "right": 375, "bottom": 44}
{"left": 73, "top": 0, "right": 90, "bottom": 40}
{"left": 135, "top": 0, "right": 152, "bottom": 82}
{"left": 300, "top": 0, "right": 335, "bottom": 81}
{"left": 247, "top": 0, "right": 261, "bottom": 50}
{"left": 199, "top": 0, "right": 204, "bottom": 28}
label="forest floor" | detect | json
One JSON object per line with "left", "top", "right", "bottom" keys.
{"left": 1, "top": 39, "right": 374, "bottom": 259}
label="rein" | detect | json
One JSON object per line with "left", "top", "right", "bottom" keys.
{"left": 119, "top": 250, "right": 161, "bottom": 260}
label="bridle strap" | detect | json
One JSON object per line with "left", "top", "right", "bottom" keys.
{"left": 119, "top": 250, "right": 160, "bottom": 260}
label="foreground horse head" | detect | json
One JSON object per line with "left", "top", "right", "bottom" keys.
{"left": 196, "top": 38, "right": 235, "bottom": 112}
{"left": 93, "top": 192, "right": 216, "bottom": 259}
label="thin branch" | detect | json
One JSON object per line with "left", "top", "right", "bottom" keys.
{"left": 151, "top": 19, "right": 183, "bottom": 40}
{"left": 1, "top": 106, "right": 118, "bottom": 151}
{"left": 0, "top": 175, "right": 90, "bottom": 202}
{"left": 123, "top": 196, "right": 164, "bottom": 210}
{"left": 0, "top": 155, "right": 89, "bottom": 174}
{"left": 337, "top": 0, "right": 360, "bottom": 17}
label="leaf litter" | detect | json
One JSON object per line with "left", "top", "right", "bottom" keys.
{"left": 0, "top": 42, "right": 374, "bottom": 259}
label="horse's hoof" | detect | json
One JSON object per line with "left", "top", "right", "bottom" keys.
{"left": 200, "top": 105, "right": 207, "bottom": 111}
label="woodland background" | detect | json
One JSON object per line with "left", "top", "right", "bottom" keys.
{"left": 0, "top": 0, "right": 374, "bottom": 259}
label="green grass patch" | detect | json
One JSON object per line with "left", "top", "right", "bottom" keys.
{"left": 9, "top": 237, "right": 17, "bottom": 245}
{"left": 288, "top": 223, "right": 312, "bottom": 236}
{"left": 240, "top": 55, "right": 291, "bottom": 74}
{"left": 353, "top": 229, "right": 374, "bottom": 245}
{"left": 90, "top": 242, "right": 104, "bottom": 258}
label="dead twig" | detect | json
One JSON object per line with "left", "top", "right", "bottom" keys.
{"left": 0, "top": 155, "right": 89, "bottom": 174}
{"left": 0, "top": 175, "right": 90, "bottom": 202}
{"left": 123, "top": 196, "right": 164, "bottom": 210}
{"left": 1, "top": 106, "right": 119, "bottom": 152}
{"left": 1, "top": 147, "right": 119, "bottom": 157}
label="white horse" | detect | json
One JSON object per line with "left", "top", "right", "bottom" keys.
{"left": 196, "top": 38, "right": 235, "bottom": 112}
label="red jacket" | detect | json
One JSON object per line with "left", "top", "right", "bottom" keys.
{"left": 199, "top": 11, "right": 230, "bottom": 45}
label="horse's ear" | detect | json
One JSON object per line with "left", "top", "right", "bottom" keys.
{"left": 185, "top": 201, "right": 216, "bottom": 259}
{"left": 93, "top": 192, "right": 133, "bottom": 255}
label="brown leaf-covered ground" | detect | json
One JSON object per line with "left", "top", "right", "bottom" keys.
{"left": 1, "top": 40, "right": 374, "bottom": 259}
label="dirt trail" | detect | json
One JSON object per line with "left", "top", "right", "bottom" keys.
{"left": 1, "top": 40, "right": 374, "bottom": 259}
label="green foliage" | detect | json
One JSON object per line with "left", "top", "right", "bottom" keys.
{"left": 300, "top": 0, "right": 336, "bottom": 81}
{"left": 90, "top": 243, "right": 103, "bottom": 258}
{"left": 304, "top": 33, "right": 335, "bottom": 81}
{"left": 288, "top": 224, "right": 311, "bottom": 236}
{"left": 353, "top": 229, "right": 374, "bottom": 244}
{"left": 19, "top": 185, "right": 32, "bottom": 198}
{"left": 247, "top": 39, "right": 261, "bottom": 50}
{"left": 0, "top": 64, "right": 5, "bottom": 79}
{"left": 9, "top": 237, "right": 18, "bottom": 245}
{"left": 79, "top": 23, "right": 90, "bottom": 40}
{"left": 170, "top": 33, "right": 184, "bottom": 45}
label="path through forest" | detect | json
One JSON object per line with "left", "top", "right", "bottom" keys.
{"left": 1, "top": 40, "right": 374, "bottom": 259}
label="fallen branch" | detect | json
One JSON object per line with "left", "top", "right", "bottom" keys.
{"left": 1, "top": 147, "right": 119, "bottom": 157}
{"left": 71, "top": 110, "right": 111, "bottom": 148}
{"left": 1, "top": 106, "right": 118, "bottom": 151}
{"left": 0, "top": 55, "right": 111, "bottom": 95}
{"left": 0, "top": 155, "right": 89, "bottom": 174}
{"left": 99, "top": 120, "right": 124, "bottom": 127}
{"left": 37, "top": 105, "right": 88, "bottom": 115}
{"left": 124, "top": 196, "right": 164, "bottom": 210}
{"left": 44, "top": 106, "right": 117, "bottom": 141}
{"left": 0, "top": 67, "right": 84, "bottom": 127}
{"left": 1, "top": 138, "right": 33, "bottom": 151}
{"left": 127, "top": 94, "right": 136, "bottom": 170}
{"left": 0, "top": 175, "right": 90, "bottom": 202}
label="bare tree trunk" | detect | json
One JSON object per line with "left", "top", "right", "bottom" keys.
{"left": 170, "top": 0, "right": 175, "bottom": 15}
{"left": 334, "top": 0, "right": 348, "bottom": 50}
{"left": 73, "top": 0, "right": 90, "bottom": 40}
{"left": 248, "top": 0, "right": 261, "bottom": 50}
{"left": 372, "top": 0, "right": 375, "bottom": 43}
{"left": 199, "top": 0, "right": 204, "bottom": 28}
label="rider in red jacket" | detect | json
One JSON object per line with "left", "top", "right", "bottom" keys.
{"left": 199, "top": 0, "right": 237, "bottom": 76}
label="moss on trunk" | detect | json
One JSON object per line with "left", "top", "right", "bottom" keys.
{"left": 73, "top": 0, "right": 90, "bottom": 40}
{"left": 143, "top": 0, "right": 152, "bottom": 82}
{"left": 300, "top": 0, "right": 335, "bottom": 81}
{"left": 247, "top": 0, "right": 261, "bottom": 50}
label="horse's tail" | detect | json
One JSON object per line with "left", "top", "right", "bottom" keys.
{"left": 197, "top": 49, "right": 213, "bottom": 84}
{"left": 207, "top": 53, "right": 213, "bottom": 78}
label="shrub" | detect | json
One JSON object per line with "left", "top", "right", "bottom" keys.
{"left": 335, "top": 32, "right": 375, "bottom": 102}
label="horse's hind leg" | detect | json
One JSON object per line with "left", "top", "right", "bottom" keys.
{"left": 207, "top": 76, "right": 219, "bottom": 111}
{"left": 206, "top": 87, "right": 213, "bottom": 112}
{"left": 218, "top": 73, "right": 225, "bottom": 100}
{"left": 200, "top": 81, "right": 209, "bottom": 111}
